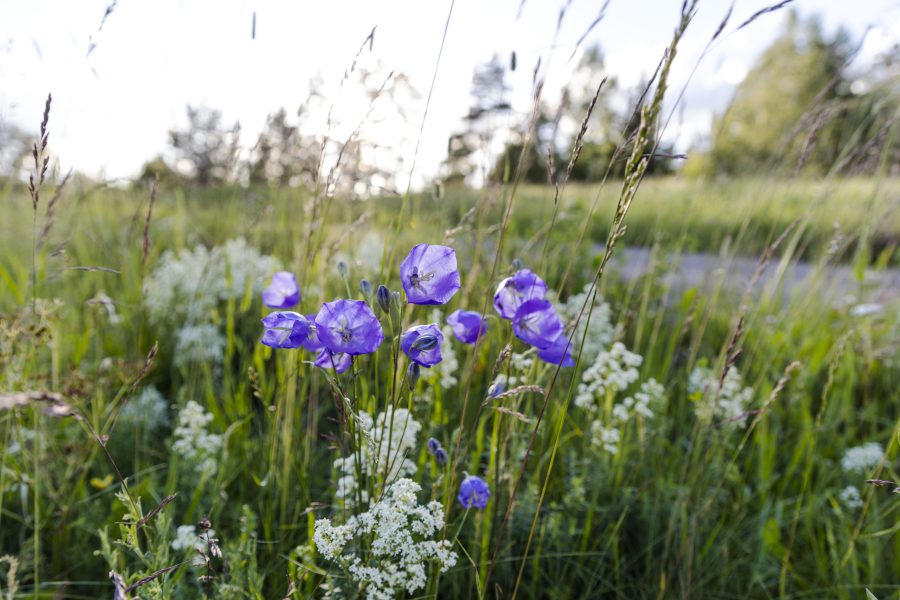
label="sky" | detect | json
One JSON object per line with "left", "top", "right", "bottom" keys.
{"left": 1, "top": 0, "right": 898, "bottom": 187}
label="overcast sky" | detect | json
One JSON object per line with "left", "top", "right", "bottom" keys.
{"left": 1, "top": 0, "right": 898, "bottom": 186}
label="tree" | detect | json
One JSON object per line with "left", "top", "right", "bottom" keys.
{"left": 168, "top": 105, "right": 241, "bottom": 187}
{"left": 704, "top": 12, "right": 853, "bottom": 176}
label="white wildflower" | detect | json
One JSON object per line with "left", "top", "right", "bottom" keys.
{"left": 173, "top": 324, "right": 227, "bottom": 368}
{"left": 314, "top": 478, "right": 457, "bottom": 599}
{"left": 171, "top": 524, "right": 215, "bottom": 553}
{"left": 574, "top": 342, "right": 643, "bottom": 411}
{"left": 334, "top": 408, "right": 421, "bottom": 507}
{"left": 840, "top": 442, "right": 883, "bottom": 473}
{"left": 144, "top": 237, "right": 278, "bottom": 325}
{"left": 838, "top": 485, "right": 864, "bottom": 510}
{"left": 590, "top": 421, "right": 620, "bottom": 455}
{"left": 689, "top": 365, "right": 754, "bottom": 424}
{"left": 849, "top": 303, "right": 883, "bottom": 318}
{"left": 172, "top": 401, "right": 222, "bottom": 475}
{"left": 120, "top": 386, "right": 169, "bottom": 429}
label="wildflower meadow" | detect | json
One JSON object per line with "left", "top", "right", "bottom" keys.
{"left": 1, "top": 1, "right": 899, "bottom": 598}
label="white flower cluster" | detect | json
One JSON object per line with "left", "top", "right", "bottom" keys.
{"left": 171, "top": 524, "right": 215, "bottom": 553}
{"left": 838, "top": 485, "right": 864, "bottom": 510}
{"left": 553, "top": 284, "right": 615, "bottom": 363}
{"left": 314, "top": 478, "right": 457, "bottom": 600}
{"left": 172, "top": 401, "right": 222, "bottom": 476}
{"left": 173, "top": 324, "right": 227, "bottom": 368}
{"left": 840, "top": 442, "right": 884, "bottom": 473}
{"left": 587, "top": 378, "right": 664, "bottom": 455}
{"left": 573, "top": 342, "right": 665, "bottom": 455}
{"left": 688, "top": 365, "right": 754, "bottom": 424}
{"left": 334, "top": 408, "right": 421, "bottom": 507}
{"left": 120, "top": 385, "right": 169, "bottom": 429}
{"left": 144, "top": 237, "right": 278, "bottom": 325}
{"left": 574, "top": 342, "right": 643, "bottom": 410}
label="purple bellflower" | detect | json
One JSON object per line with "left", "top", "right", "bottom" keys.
{"left": 512, "top": 299, "right": 564, "bottom": 349}
{"left": 262, "top": 271, "right": 300, "bottom": 309}
{"left": 400, "top": 244, "right": 461, "bottom": 305}
{"left": 314, "top": 299, "right": 384, "bottom": 356}
{"left": 458, "top": 475, "right": 490, "bottom": 509}
{"left": 261, "top": 311, "right": 311, "bottom": 349}
{"left": 314, "top": 349, "right": 353, "bottom": 374}
{"left": 447, "top": 309, "right": 488, "bottom": 344}
{"left": 401, "top": 324, "right": 444, "bottom": 368}
{"left": 493, "top": 269, "right": 547, "bottom": 319}
{"left": 537, "top": 334, "right": 576, "bottom": 367}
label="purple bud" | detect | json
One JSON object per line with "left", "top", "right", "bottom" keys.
{"left": 427, "top": 437, "right": 441, "bottom": 453}
{"left": 434, "top": 447, "right": 447, "bottom": 466}
{"left": 359, "top": 279, "right": 372, "bottom": 299}
{"left": 337, "top": 261, "right": 348, "bottom": 278}
{"left": 376, "top": 285, "right": 391, "bottom": 313}
{"left": 407, "top": 362, "right": 421, "bottom": 389}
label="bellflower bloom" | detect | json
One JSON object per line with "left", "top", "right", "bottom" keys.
{"left": 400, "top": 244, "right": 461, "bottom": 305}
{"left": 260, "top": 311, "right": 311, "bottom": 349}
{"left": 512, "top": 299, "right": 564, "bottom": 349}
{"left": 446, "top": 309, "right": 488, "bottom": 344}
{"left": 314, "top": 349, "right": 353, "bottom": 374}
{"left": 401, "top": 324, "right": 444, "bottom": 368}
{"left": 315, "top": 299, "right": 384, "bottom": 355}
{"left": 494, "top": 269, "right": 547, "bottom": 319}
{"left": 300, "top": 314, "right": 324, "bottom": 353}
{"left": 458, "top": 475, "right": 490, "bottom": 509}
{"left": 537, "top": 335, "right": 575, "bottom": 367}
{"left": 262, "top": 271, "right": 300, "bottom": 308}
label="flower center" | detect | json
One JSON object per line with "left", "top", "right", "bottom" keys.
{"left": 410, "top": 266, "right": 435, "bottom": 290}
{"left": 335, "top": 318, "right": 353, "bottom": 343}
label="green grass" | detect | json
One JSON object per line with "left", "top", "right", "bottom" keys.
{"left": 0, "top": 170, "right": 898, "bottom": 598}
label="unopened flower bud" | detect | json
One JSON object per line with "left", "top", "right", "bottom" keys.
{"left": 359, "top": 279, "right": 372, "bottom": 299}
{"left": 376, "top": 285, "right": 391, "bottom": 313}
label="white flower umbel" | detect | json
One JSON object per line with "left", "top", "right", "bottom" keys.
{"left": 120, "top": 385, "right": 169, "bottom": 429}
{"left": 314, "top": 478, "right": 457, "bottom": 599}
{"left": 689, "top": 365, "right": 754, "bottom": 424}
{"left": 171, "top": 524, "right": 216, "bottom": 553}
{"left": 574, "top": 342, "right": 643, "bottom": 411}
{"left": 144, "top": 237, "right": 278, "bottom": 326}
{"left": 838, "top": 485, "right": 864, "bottom": 510}
{"left": 173, "top": 324, "right": 227, "bottom": 368}
{"left": 172, "top": 401, "right": 222, "bottom": 475}
{"left": 553, "top": 284, "right": 615, "bottom": 364}
{"left": 334, "top": 408, "right": 421, "bottom": 507}
{"left": 840, "top": 442, "right": 884, "bottom": 473}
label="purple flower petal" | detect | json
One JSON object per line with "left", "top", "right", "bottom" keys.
{"left": 447, "top": 309, "right": 488, "bottom": 344}
{"left": 537, "top": 335, "right": 575, "bottom": 367}
{"left": 457, "top": 475, "right": 490, "bottom": 509}
{"left": 493, "top": 269, "right": 547, "bottom": 319}
{"left": 313, "top": 349, "right": 353, "bottom": 374}
{"left": 300, "top": 314, "right": 325, "bottom": 352}
{"left": 314, "top": 299, "right": 384, "bottom": 356}
{"left": 262, "top": 271, "right": 301, "bottom": 308}
{"left": 400, "top": 323, "right": 444, "bottom": 367}
{"left": 400, "top": 244, "right": 461, "bottom": 305}
{"left": 260, "top": 311, "right": 311, "bottom": 349}
{"left": 512, "top": 299, "right": 563, "bottom": 349}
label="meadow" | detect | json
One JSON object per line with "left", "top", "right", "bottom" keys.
{"left": 1, "top": 2, "right": 899, "bottom": 598}
{"left": 1, "top": 168, "right": 898, "bottom": 599}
